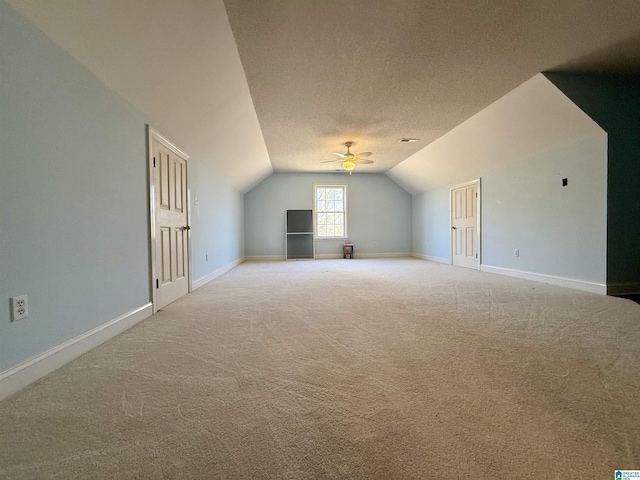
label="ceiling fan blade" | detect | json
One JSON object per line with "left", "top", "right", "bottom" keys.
{"left": 356, "top": 159, "right": 374, "bottom": 164}
{"left": 332, "top": 152, "right": 347, "bottom": 158}
{"left": 320, "top": 159, "right": 341, "bottom": 163}
{"left": 355, "top": 152, "right": 372, "bottom": 158}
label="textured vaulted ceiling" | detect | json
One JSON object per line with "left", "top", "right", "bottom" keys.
{"left": 7, "top": 0, "right": 640, "bottom": 192}
{"left": 224, "top": 0, "right": 640, "bottom": 176}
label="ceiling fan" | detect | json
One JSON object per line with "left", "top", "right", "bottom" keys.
{"left": 321, "top": 141, "right": 373, "bottom": 174}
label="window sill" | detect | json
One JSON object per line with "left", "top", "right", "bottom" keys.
{"left": 314, "top": 236, "right": 349, "bottom": 240}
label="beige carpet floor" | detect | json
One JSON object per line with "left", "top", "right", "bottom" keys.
{"left": 0, "top": 258, "right": 639, "bottom": 479}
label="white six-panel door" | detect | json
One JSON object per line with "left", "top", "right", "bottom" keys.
{"left": 152, "top": 133, "right": 190, "bottom": 310}
{"left": 451, "top": 180, "right": 480, "bottom": 269}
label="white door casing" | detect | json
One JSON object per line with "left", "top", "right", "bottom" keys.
{"left": 451, "top": 179, "right": 480, "bottom": 270}
{"left": 148, "top": 127, "right": 191, "bottom": 311}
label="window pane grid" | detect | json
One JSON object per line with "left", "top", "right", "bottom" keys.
{"left": 315, "top": 186, "right": 346, "bottom": 237}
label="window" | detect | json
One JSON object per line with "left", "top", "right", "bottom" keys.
{"left": 314, "top": 185, "right": 347, "bottom": 238}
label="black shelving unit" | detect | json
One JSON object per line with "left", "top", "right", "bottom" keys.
{"left": 285, "top": 210, "right": 314, "bottom": 260}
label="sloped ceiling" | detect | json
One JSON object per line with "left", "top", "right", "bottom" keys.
{"left": 5, "top": 0, "right": 273, "bottom": 193}
{"left": 387, "top": 74, "right": 606, "bottom": 193}
{"left": 224, "top": 0, "right": 640, "bottom": 179}
{"left": 6, "top": 0, "right": 640, "bottom": 193}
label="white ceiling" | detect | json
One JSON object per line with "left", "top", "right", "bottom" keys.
{"left": 6, "top": 0, "right": 640, "bottom": 193}
{"left": 5, "top": 0, "right": 273, "bottom": 192}
{"left": 387, "top": 74, "right": 606, "bottom": 193}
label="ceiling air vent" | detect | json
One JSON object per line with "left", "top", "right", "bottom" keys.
{"left": 399, "top": 138, "right": 419, "bottom": 143}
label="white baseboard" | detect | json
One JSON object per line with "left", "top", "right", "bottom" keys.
{"left": 356, "top": 252, "right": 411, "bottom": 259}
{"left": 480, "top": 265, "right": 607, "bottom": 295}
{"left": 244, "top": 255, "right": 285, "bottom": 262}
{"left": 315, "top": 252, "right": 411, "bottom": 260}
{"left": 0, "top": 303, "right": 153, "bottom": 401}
{"left": 412, "top": 253, "right": 450, "bottom": 264}
{"left": 192, "top": 257, "right": 245, "bottom": 290}
{"left": 247, "top": 253, "right": 413, "bottom": 261}
{"left": 607, "top": 282, "right": 640, "bottom": 296}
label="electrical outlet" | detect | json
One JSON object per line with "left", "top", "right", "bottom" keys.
{"left": 10, "top": 295, "right": 28, "bottom": 321}
{"left": 514, "top": 249, "right": 520, "bottom": 257}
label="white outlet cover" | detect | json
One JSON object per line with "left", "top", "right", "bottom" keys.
{"left": 10, "top": 294, "right": 28, "bottom": 321}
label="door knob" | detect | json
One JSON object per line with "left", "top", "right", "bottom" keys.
{"left": 182, "top": 225, "right": 191, "bottom": 230}
{"left": 451, "top": 226, "right": 457, "bottom": 230}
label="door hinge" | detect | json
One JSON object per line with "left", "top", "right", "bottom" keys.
{"left": 153, "top": 156, "right": 156, "bottom": 168}
{"left": 156, "top": 278, "right": 159, "bottom": 289}
{"left": 476, "top": 253, "right": 478, "bottom": 258}
{"left": 476, "top": 192, "right": 478, "bottom": 197}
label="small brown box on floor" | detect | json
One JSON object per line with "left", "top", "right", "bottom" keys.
{"left": 343, "top": 244, "right": 354, "bottom": 259}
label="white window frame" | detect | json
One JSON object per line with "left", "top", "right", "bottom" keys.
{"left": 313, "top": 184, "right": 348, "bottom": 239}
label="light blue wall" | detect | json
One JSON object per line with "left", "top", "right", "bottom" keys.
{"left": 544, "top": 73, "right": 640, "bottom": 288}
{"left": 411, "top": 136, "right": 607, "bottom": 284}
{"left": 244, "top": 173, "right": 412, "bottom": 257}
{"left": 0, "top": 1, "right": 244, "bottom": 372}
{"left": 412, "top": 186, "right": 450, "bottom": 261}
{"left": 190, "top": 160, "right": 244, "bottom": 280}
{"left": 482, "top": 136, "right": 607, "bottom": 283}
{"left": 0, "top": 2, "right": 149, "bottom": 371}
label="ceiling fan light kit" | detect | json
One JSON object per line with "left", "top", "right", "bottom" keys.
{"left": 324, "top": 141, "right": 374, "bottom": 174}
{"left": 341, "top": 159, "right": 356, "bottom": 174}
